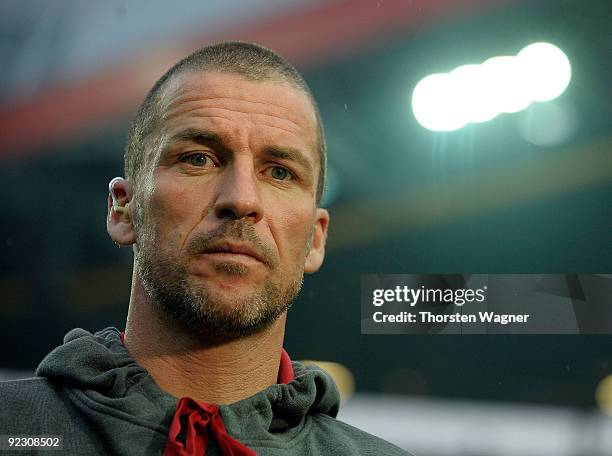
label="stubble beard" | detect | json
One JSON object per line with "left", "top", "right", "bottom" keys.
{"left": 134, "top": 213, "right": 305, "bottom": 345}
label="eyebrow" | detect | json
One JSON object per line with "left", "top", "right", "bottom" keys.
{"left": 264, "top": 146, "right": 314, "bottom": 177}
{"left": 165, "top": 127, "right": 222, "bottom": 147}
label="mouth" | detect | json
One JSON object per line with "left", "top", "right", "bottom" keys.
{"left": 200, "top": 241, "right": 265, "bottom": 264}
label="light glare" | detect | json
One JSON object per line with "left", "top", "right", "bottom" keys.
{"left": 412, "top": 73, "right": 467, "bottom": 132}
{"left": 483, "top": 56, "right": 531, "bottom": 114}
{"left": 412, "top": 42, "right": 571, "bottom": 131}
{"left": 450, "top": 64, "right": 498, "bottom": 123}
{"left": 516, "top": 42, "right": 572, "bottom": 102}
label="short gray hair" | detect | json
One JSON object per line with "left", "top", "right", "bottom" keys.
{"left": 124, "top": 41, "right": 326, "bottom": 204}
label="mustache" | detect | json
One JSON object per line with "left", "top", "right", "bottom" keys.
{"left": 185, "top": 221, "right": 277, "bottom": 267}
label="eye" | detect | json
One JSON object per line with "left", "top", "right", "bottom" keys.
{"left": 181, "top": 152, "right": 214, "bottom": 167}
{"left": 269, "top": 166, "right": 292, "bottom": 181}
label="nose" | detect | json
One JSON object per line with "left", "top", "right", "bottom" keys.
{"left": 213, "top": 160, "right": 264, "bottom": 223}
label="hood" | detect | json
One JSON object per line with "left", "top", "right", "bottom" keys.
{"left": 35, "top": 327, "right": 340, "bottom": 437}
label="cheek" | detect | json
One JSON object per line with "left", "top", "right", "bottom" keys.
{"left": 273, "top": 205, "right": 315, "bottom": 259}
{"left": 144, "top": 178, "right": 203, "bottom": 245}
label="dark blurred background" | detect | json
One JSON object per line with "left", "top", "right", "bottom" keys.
{"left": 1, "top": 0, "right": 611, "bottom": 454}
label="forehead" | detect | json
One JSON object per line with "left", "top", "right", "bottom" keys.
{"left": 158, "top": 71, "right": 318, "bottom": 151}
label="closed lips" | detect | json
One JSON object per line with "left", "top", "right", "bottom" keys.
{"left": 202, "top": 243, "right": 263, "bottom": 263}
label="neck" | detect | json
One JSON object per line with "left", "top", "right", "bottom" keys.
{"left": 123, "top": 274, "right": 287, "bottom": 405}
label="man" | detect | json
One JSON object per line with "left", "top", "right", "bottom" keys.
{"left": 0, "top": 42, "right": 410, "bottom": 455}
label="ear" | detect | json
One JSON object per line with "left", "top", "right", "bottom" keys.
{"left": 304, "top": 208, "right": 330, "bottom": 274}
{"left": 107, "top": 177, "right": 136, "bottom": 246}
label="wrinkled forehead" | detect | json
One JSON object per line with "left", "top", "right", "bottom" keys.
{"left": 159, "top": 70, "right": 318, "bottom": 139}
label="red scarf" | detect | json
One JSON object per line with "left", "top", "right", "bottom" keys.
{"left": 118, "top": 332, "right": 295, "bottom": 456}
{"left": 163, "top": 399, "right": 255, "bottom": 456}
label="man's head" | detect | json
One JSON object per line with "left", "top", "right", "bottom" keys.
{"left": 107, "top": 42, "right": 329, "bottom": 343}
{"left": 125, "top": 41, "right": 326, "bottom": 205}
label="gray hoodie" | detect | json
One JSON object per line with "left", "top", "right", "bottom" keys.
{"left": 0, "top": 327, "right": 411, "bottom": 455}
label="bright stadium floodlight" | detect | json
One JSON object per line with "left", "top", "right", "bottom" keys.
{"left": 449, "top": 64, "right": 498, "bottom": 124}
{"left": 515, "top": 42, "right": 572, "bottom": 102}
{"left": 482, "top": 56, "right": 532, "bottom": 114}
{"left": 412, "top": 73, "right": 467, "bottom": 131}
{"left": 412, "top": 42, "right": 571, "bottom": 131}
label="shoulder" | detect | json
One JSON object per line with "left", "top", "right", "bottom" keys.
{"left": 0, "top": 376, "right": 56, "bottom": 399}
{"left": 0, "top": 377, "right": 65, "bottom": 429}
{"left": 309, "top": 413, "right": 413, "bottom": 455}
{"left": 0, "top": 377, "right": 59, "bottom": 411}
